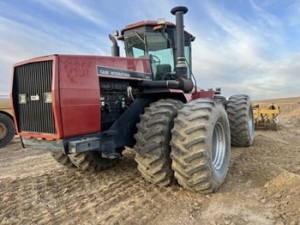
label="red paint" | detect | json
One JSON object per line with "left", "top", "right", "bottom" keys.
{"left": 191, "top": 89, "right": 215, "bottom": 99}
{"left": 121, "top": 21, "right": 175, "bottom": 34}
{"left": 13, "top": 54, "right": 152, "bottom": 139}
{"left": 58, "top": 55, "right": 151, "bottom": 138}
{"left": 12, "top": 55, "right": 63, "bottom": 140}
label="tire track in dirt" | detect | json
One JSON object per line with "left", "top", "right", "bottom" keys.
{"left": 1, "top": 114, "right": 300, "bottom": 224}
{"left": 0, "top": 150, "right": 192, "bottom": 225}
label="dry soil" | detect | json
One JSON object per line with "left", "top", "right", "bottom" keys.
{"left": 1, "top": 97, "right": 300, "bottom": 225}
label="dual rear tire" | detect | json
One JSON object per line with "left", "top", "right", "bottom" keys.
{"left": 134, "top": 99, "right": 183, "bottom": 186}
{"left": 170, "top": 99, "right": 231, "bottom": 193}
{"left": 134, "top": 95, "right": 254, "bottom": 193}
{"left": 134, "top": 98, "right": 230, "bottom": 192}
{"left": 226, "top": 95, "right": 254, "bottom": 147}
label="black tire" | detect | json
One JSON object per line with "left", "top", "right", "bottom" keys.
{"left": 213, "top": 95, "right": 227, "bottom": 106}
{"left": 0, "top": 114, "right": 15, "bottom": 148}
{"left": 170, "top": 99, "right": 231, "bottom": 193}
{"left": 134, "top": 99, "right": 183, "bottom": 186}
{"left": 51, "top": 152, "right": 75, "bottom": 168}
{"left": 69, "top": 151, "right": 118, "bottom": 172}
{"left": 226, "top": 95, "right": 254, "bottom": 147}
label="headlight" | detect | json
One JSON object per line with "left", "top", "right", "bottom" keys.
{"left": 43, "top": 92, "right": 52, "bottom": 103}
{"left": 19, "top": 94, "right": 27, "bottom": 104}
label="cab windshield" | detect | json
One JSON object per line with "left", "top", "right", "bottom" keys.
{"left": 125, "top": 32, "right": 175, "bottom": 80}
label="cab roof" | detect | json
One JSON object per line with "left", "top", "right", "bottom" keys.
{"left": 120, "top": 20, "right": 195, "bottom": 42}
{"left": 121, "top": 20, "right": 175, "bottom": 34}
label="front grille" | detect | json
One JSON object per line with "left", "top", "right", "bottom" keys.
{"left": 12, "top": 60, "right": 56, "bottom": 134}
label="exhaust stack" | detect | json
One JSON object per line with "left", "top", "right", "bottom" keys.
{"left": 171, "top": 6, "right": 194, "bottom": 93}
{"left": 109, "top": 34, "right": 120, "bottom": 57}
{"left": 171, "top": 6, "right": 188, "bottom": 79}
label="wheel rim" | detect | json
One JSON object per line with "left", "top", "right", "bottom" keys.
{"left": 0, "top": 122, "right": 8, "bottom": 139}
{"left": 212, "top": 122, "right": 226, "bottom": 170}
{"left": 248, "top": 108, "right": 254, "bottom": 136}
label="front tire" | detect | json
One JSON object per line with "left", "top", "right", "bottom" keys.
{"left": 226, "top": 95, "right": 254, "bottom": 147}
{"left": 134, "top": 99, "right": 183, "bottom": 186}
{"left": 170, "top": 99, "right": 231, "bottom": 193}
{"left": 69, "top": 151, "right": 118, "bottom": 172}
{"left": 51, "top": 152, "right": 75, "bottom": 168}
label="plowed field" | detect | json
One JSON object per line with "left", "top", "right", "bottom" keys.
{"left": 1, "top": 97, "right": 300, "bottom": 225}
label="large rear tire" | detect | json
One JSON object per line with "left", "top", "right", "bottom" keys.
{"left": 51, "top": 152, "right": 75, "bottom": 168}
{"left": 170, "top": 99, "right": 231, "bottom": 193}
{"left": 0, "top": 114, "right": 15, "bottom": 148}
{"left": 69, "top": 151, "right": 118, "bottom": 172}
{"left": 134, "top": 99, "right": 183, "bottom": 186}
{"left": 226, "top": 95, "right": 254, "bottom": 147}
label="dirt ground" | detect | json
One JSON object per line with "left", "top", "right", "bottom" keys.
{"left": 1, "top": 97, "right": 300, "bottom": 225}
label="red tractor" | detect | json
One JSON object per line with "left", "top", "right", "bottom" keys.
{"left": 11, "top": 6, "right": 254, "bottom": 193}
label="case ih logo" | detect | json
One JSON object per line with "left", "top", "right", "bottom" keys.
{"left": 97, "top": 66, "right": 151, "bottom": 79}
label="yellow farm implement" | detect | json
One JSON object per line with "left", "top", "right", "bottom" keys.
{"left": 253, "top": 103, "right": 280, "bottom": 130}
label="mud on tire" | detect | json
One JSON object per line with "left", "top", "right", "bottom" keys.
{"left": 0, "top": 114, "right": 15, "bottom": 148}
{"left": 134, "top": 99, "right": 183, "bottom": 186}
{"left": 51, "top": 152, "right": 75, "bottom": 168}
{"left": 226, "top": 95, "right": 254, "bottom": 147}
{"left": 69, "top": 151, "right": 118, "bottom": 172}
{"left": 170, "top": 99, "right": 231, "bottom": 193}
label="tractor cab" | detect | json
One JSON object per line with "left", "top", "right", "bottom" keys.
{"left": 118, "top": 20, "right": 195, "bottom": 81}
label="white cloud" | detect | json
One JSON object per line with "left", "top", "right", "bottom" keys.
{"left": 0, "top": 0, "right": 299, "bottom": 100}
{"left": 0, "top": 2, "right": 111, "bottom": 93}
{"left": 33, "top": 0, "right": 108, "bottom": 27}
{"left": 286, "top": 1, "right": 300, "bottom": 26}
{"left": 183, "top": 0, "right": 300, "bottom": 99}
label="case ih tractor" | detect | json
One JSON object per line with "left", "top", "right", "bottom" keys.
{"left": 11, "top": 6, "right": 254, "bottom": 193}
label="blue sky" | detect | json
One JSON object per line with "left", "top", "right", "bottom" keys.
{"left": 0, "top": 0, "right": 299, "bottom": 100}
